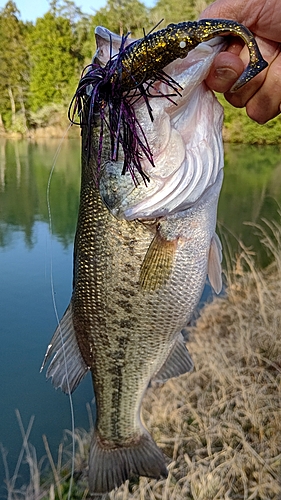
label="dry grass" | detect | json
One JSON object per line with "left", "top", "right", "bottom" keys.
{"left": 3, "top": 221, "right": 281, "bottom": 499}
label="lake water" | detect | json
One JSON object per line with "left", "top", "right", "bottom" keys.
{"left": 0, "top": 137, "right": 281, "bottom": 493}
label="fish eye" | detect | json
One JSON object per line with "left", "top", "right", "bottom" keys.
{"left": 179, "top": 41, "right": 186, "bottom": 49}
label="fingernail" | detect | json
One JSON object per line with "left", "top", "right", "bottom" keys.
{"left": 215, "top": 68, "right": 239, "bottom": 81}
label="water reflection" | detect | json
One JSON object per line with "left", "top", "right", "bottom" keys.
{"left": 218, "top": 143, "right": 281, "bottom": 267}
{"left": 0, "top": 138, "right": 80, "bottom": 248}
{"left": 0, "top": 138, "right": 92, "bottom": 494}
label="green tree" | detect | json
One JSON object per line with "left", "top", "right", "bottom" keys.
{"left": 0, "top": 1, "right": 30, "bottom": 131}
{"left": 150, "top": 0, "right": 214, "bottom": 25}
{"left": 49, "top": 0, "right": 94, "bottom": 62}
{"left": 92, "top": 0, "right": 150, "bottom": 38}
{"left": 28, "top": 10, "right": 83, "bottom": 112}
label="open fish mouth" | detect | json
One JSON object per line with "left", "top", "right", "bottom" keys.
{"left": 98, "top": 36, "right": 226, "bottom": 220}
{"left": 69, "top": 19, "right": 267, "bottom": 190}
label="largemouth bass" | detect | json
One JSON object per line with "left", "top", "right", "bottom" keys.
{"left": 42, "top": 20, "right": 267, "bottom": 495}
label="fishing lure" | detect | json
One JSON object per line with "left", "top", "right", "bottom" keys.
{"left": 69, "top": 19, "right": 268, "bottom": 183}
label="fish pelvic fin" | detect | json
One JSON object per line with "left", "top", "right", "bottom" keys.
{"left": 88, "top": 430, "right": 168, "bottom": 495}
{"left": 152, "top": 332, "right": 194, "bottom": 386}
{"left": 40, "top": 303, "right": 89, "bottom": 394}
{"left": 208, "top": 233, "right": 223, "bottom": 295}
{"left": 140, "top": 230, "right": 177, "bottom": 292}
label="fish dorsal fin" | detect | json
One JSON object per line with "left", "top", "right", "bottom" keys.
{"left": 208, "top": 233, "right": 222, "bottom": 294}
{"left": 40, "top": 303, "right": 89, "bottom": 394}
{"left": 139, "top": 231, "right": 177, "bottom": 292}
{"left": 151, "top": 333, "right": 194, "bottom": 385}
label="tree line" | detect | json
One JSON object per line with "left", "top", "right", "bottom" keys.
{"left": 1, "top": 0, "right": 280, "bottom": 143}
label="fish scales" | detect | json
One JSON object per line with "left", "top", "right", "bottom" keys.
{"left": 42, "top": 19, "right": 268, "bottom": 496}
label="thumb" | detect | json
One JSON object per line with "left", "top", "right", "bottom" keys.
{"left": 205, "top": 52, "right": 244, "bottom": 93}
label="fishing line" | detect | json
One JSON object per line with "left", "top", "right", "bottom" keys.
{"left": 46, "top": 122, "right": 76, "bottom": 500}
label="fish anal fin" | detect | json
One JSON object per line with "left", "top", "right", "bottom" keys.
{"left": 152, "top": 333, "right": 194, "bottom": 386}
{"left": 89, "top": 430, "right": 168, "bottom": 495}
{"left": 208, "top": 233, "right": 222, "bottom": 294}
{"left": 140, "top": 231, "right": 177, "bottom": 292}
{"left": 40, "top": 303, "right": 89, "bottom": 394}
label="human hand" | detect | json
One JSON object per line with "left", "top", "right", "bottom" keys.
{"left": 200, "top": 0, "right": 281, "bottom": 123}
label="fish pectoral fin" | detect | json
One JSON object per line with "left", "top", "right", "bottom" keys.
{"left": 40, "top": 303, "right": 89, "bottom": 394}
{"left": 208, "top": 233, "right": 223, "bottom": 294}
{"left": 151, "top": 332, "right": 194, "bottom": 386}
{"left": 140, "top": 231, "right": 177, "bottom": 292}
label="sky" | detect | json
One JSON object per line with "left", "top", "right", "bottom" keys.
{"left": 0, "top": 0, "right": 109, "bottom": 22}
{"left": 0, "top": 0, "right": 154, "bottom": 22}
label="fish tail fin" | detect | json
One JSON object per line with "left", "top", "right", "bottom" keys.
{"left": 88, "top": 430, "right": 168, "bottom": 495}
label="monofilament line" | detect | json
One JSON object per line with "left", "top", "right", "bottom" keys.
{"left": 46, "top": 123, "right": 75, "bottom": 500}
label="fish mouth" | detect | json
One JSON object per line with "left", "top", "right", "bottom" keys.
{"left": 70, "top": 20, "right": 267, "bottom": 191}
{"left": 99, "top": 38, "right": 225, "bottom": 221}
{"left": 70, "top": 21, "right": 267, "bottom": 222}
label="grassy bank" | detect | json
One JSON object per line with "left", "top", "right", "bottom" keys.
{"left": 3, "top": 222, "right": 281, "bottom": 499}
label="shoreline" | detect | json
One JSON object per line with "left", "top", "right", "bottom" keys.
{"left": 1, "top": 125, "right": 280, "bottom": 145}
{"left": 0, "top": 125, "right": 80, "bottom": 140}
